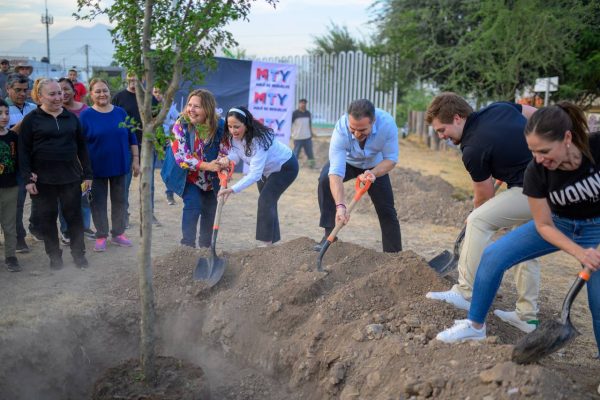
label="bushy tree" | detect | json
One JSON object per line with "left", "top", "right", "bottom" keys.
{"left": 372, "top": 0, "right": 594, "bottom": 105}
{"left": 310, "top": 21, "right": 368, "bottom": 55}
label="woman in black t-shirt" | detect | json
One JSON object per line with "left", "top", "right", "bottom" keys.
{"left": 435, "top": 102, "right": 600, "bottom": 357}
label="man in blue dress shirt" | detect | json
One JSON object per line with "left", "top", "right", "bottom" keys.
{"left": 314, "top": 99, "right": 402, "bottom": 253}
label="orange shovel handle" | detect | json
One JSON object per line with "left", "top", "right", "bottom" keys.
{"left": 218, "top": 160, "right": 235, "bottom": 188}
{"left": 353, "top": 178, "right": 372, "bottom": 201}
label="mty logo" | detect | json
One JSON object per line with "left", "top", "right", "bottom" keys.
{"left": 256, "top": 68, "right": 292, "bottom": 82}
{"left": 253, "top": 92, "right": 288, "bottom": 106}
{"left": 257, "top": 118, "right": 285, "bottom": 131}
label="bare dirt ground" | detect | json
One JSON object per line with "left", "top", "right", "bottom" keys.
{"left": 0, "top": 134, "right": 598, "bottom": 399}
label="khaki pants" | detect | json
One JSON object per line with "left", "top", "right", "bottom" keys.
{"left": 0, "top": 186, "right": 18, "bottom": 259}
{"left": 451, "top": 186, "right": 541, "bottom": 321}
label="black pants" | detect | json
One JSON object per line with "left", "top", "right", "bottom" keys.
{"left": 91, "top": 175, "right": 127, "bottom": 239}
{"left": 317, "top": 161, "right": 402, "bottom": 252}
{"left": 255, "top": 156, "right": 299, "bottom": 243}
{"left": 34, "top": 182, "right": 85, "bottom": 258}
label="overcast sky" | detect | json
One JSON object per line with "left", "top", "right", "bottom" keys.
{"left": 1, "top": 0, "right": 376, "bottom": 59}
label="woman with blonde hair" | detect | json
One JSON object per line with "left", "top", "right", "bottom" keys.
{"left": 160, "top": 89, "right": 226, "bottom": 248}
{"left": 80, "top": 78, "right": 139, "bottom": 252}
{"left": 19, "top": 78, "right": 93, "bottom": 269}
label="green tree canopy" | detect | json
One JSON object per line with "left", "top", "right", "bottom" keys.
{"left": 372, "top": 0, "right": 597, "bottom": 105}
{"left": 310, "top": 21, "right": 367, "bottom": 55}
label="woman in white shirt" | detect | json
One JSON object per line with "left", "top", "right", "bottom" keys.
{"left": 219, "top": 106, "right": 299, "bottom": 245}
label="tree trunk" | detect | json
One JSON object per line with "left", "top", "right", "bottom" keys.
{"left": 138, "top": 127, "right": 157, "bottom": 382}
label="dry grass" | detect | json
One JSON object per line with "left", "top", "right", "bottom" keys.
{"left": 399, "top": 135, "right": 474, "bottom": 200}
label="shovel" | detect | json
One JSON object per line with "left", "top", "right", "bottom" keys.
{"left": 512, "top": 266, "right": 592, "bottom": 364}
{"left": 193, "top": 161, "right": 235, "bottom": 287}
{"left": 428, "top": 179, "right": 503, "bottom": 276}
{"left": 316, "top": 178, "right": 372, "bottom": 272}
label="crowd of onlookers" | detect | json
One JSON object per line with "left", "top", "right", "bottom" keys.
{"left": 0, "top": 59, "right": 177, "bottom": 271}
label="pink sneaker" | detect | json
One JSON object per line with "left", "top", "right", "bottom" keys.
{"left": 94, "top": 238, "right": 107, "bottom": 252}
{"left": 111, "top": 234, "right": 132, "bottom": 247}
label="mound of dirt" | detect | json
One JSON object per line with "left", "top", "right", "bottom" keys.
{"left": 147, "top": 238, "right": 595, "bottom": 399}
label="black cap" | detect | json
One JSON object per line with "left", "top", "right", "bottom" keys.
{"left": 0, "top": 59, "right": 9, "bottom": 65}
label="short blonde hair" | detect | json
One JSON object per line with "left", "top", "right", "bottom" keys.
{"left": 31, "top": 77, "right": 57, "bottom": 105}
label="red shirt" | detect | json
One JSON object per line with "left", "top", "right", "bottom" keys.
{"left": 73, "top": 82, "right": 87, "bottom": 102}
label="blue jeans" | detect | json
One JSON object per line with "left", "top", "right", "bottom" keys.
{"left": 181, "top": 182, "right": 217, "bottom": 248}
{"left": 469, "top": 217, "right": 600, "bottom": 354}
{"left": 255, "top": 156, "right": 299, "bottom": 243}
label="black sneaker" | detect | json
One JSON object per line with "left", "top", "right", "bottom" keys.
{"left": 83, "top": 228, "right": 96, "bottom": 240}
{"left": 73, "top": 255, "right": 89, "bottom": 269}
{"left": 49, "top": 253, "right": 63, "bottom": 270}
{"left": 152, "top": 215, "right": 162, "bottom": 226}
{"left": 16, "top": 238, "right": 30, "bottom": 253}
{"left": 313, "top": 234, "right": 337, "bottom": 252}
{"left": 60, "top": 232, "right": 70, "bottom": 245}
{"left": 5, "top": 257, "right": 21, "bottom": 272}
{"left": 166, "top": 193, "right": 176, "bottom": 205}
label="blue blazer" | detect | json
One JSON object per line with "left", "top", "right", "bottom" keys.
{"left": 161, "top": 118, "right": 225, "bottom": 196}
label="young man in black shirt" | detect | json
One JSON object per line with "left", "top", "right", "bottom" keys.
{"left": 424, "top": 92, "right": 541, "bottom": 333}
{"left": 0, "top": 99, "right": 20, "bottom": 271}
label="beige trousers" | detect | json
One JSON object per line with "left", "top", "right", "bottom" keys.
{"left": 451, "top": 186, "right": 541, "bottom": 321}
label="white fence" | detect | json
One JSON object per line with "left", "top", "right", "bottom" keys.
{"left": 262, "top": 51, "right": 398, "bottom": 126}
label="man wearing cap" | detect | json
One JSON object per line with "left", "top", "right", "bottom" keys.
{"left": 0, "top": 59, "right": 10, "bottom": 99}
{"left": 14, "top": 62, "right": 34, "bottom": 94}
{"left": 68, "top": 69, "right": 87, "bottom": 102}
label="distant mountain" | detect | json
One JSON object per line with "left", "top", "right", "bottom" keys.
{"left": 8, "top": 23, "right": 115, "bottom": 71}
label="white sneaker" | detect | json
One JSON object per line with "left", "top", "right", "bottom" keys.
{"left": 436, "top": 319, "right": 486, "bottom": 343}
{"left": 493, "top": 310, "right": 538, "bottom": 333}
{"left": 425, "top": 290, "right": 471, "bottom": 311}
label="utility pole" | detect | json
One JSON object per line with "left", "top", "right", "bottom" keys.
{"left": 41, "top": 0, "right": 53, "bottom": 63}
{"left": 84, "top": 44, "right": 90, "bottom": 81}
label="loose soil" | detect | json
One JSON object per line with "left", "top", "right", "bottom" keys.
{"left": 0, "top": 135, "right": 598, "bottom": 399}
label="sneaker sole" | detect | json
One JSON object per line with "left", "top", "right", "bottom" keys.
{"left": 111, "top": 241, "right": 132, "bottom": 247}
{"left": 437, "top": 335, "right": 486, "bottom": 343}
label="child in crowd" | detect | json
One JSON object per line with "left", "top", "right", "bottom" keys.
{"left": 0, "top": 99, "right": 21, "bottom": 271}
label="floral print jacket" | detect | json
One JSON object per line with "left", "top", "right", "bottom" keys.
{"left": 170, "top": 117, "right": 228, "bottom": 191}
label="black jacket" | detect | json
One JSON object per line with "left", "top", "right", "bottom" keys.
{"left": 19, "top": 107, "right": 93, "bottom": 185}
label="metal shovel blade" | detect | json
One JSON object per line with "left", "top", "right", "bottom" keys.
{"left": 194, "top": 257, "right": 226, "bottom": 288}
{"left": 316, "top": 240, "right": 333, "bottom": 272}
{"left": 428, "top": 250, "right": 458, "bottom": 275}
{"left": 512, "top": 318, "right": 579, "bottom": 364}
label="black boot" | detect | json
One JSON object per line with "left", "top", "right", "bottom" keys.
{"left": 49, "top": 250, "right": 63, "bottom": 270}
{"left": 73, "top": 254, "right": 89, "bottom": 269}
{"left": 5, "top": 257, "right": 21, "bottom": 272}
